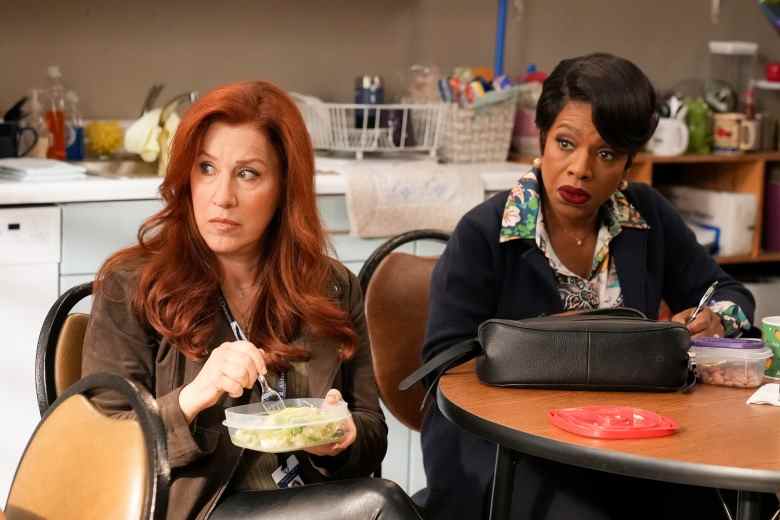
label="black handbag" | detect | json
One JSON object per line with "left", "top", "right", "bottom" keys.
{"left": 401, "top": 308, "right": 697, "bottom": 396}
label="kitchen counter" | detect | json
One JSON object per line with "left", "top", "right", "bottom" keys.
{"left": 0, "top": 157, "right": 530, "bottom": 205}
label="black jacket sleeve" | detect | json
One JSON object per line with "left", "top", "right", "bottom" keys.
{"left": 422, "top": 199, "right": 502, "bottom": 370}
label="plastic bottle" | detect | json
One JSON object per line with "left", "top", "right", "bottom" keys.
{"left": 45, "top": 65, "right": 67, "bottom": 160}
{"left": 65, "top": 90, "right": 85, "bottom": 160}
{"left": 25, "top": 89, "right": 51, "bottom": 159}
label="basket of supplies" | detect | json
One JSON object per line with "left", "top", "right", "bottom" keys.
{"left": 291, "top": 93, "right": 446, "bottom": 160}
{"left": 439, "top": 87, "right": 520, "bottom": 163}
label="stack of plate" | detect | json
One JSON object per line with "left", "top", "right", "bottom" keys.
{"left": 0, "top": 158, "right": 87, "bottom": 182}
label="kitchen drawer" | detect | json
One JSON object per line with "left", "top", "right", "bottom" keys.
{"left": 414, "top": 239, "right": 447, "bottom": 257}
{"left": 0, "top": 206, "right": 60, "bottom": 265}
{"left": 408, "top": 430, "right": 427, "bottom": 495}
{"left": 381, "top": 403, "right": 411, "bottom": 491}
{"left": 329, "top": 234, "right": 413, "bottom": 263}
{"left": 60, "top": 200, "right": 163, "bottom": 275}
{"left": 343, "top": 261, "right": 364, "bottom": 276}
{"left": 317, "top": 195, "right": 349, "bottom": 232}
{"left": 59, "top": 274, "right": 95, "bottom": 313}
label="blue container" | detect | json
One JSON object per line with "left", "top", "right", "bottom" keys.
{"left": 355, "top": 75, "right": 384, "bottom": 128}
{"left": 66, "top": 126, "right": 84, "bottom": 160}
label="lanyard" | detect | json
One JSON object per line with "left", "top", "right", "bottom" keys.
{"left": 218, "top": 296, "right": 287, "bottom": 399}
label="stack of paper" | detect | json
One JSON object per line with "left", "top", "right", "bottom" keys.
{"left": 0, "top": 158, "right": 87, "bottom": 181}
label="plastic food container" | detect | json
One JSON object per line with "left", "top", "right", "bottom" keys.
{"left": 223, "top": 398, "right": 350, "bottom": 453}
{"left": 690, "top": 338, "right": 772, "bottom": 388}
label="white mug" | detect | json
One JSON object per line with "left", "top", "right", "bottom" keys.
{"left": 740, "top": 119, "right": 760, "bottom": 151}
{"left": 647, "top": 118, "right": 689, "bottom": 156}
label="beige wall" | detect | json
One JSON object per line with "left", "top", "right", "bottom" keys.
{"left": 2, "top": 0, "right": 779, "bottom": 119}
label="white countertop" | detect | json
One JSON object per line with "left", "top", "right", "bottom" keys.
{"left": 0, "top": 157, "right": 529, "bottom": 205}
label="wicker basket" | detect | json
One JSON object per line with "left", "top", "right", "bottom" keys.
{"left": 440, "top": 92, "right": 518, "bottom": 163}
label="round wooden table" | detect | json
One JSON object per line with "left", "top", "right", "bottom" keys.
{"left": 437, "top": 361, "right": 780, "bottom": 520}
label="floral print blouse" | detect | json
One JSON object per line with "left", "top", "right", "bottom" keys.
{"left": 499, "top": 170, "right": 750, "bottom": 337}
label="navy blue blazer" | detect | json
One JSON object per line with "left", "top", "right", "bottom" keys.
{"left": 420, "top": 182, "right": 755, "bottom": 519}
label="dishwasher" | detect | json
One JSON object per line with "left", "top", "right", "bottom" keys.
{"left": 0, "top": 206, "right": 60, "bottom": 505}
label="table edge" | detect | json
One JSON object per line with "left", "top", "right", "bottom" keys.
{"left": 437, "top": 385, "right": 780, "bottom": 493}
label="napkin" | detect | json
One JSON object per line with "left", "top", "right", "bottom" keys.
{"left": 746, "top": 383, "right": 780, "bottom": 406}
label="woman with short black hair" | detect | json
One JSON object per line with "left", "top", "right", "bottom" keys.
{"left": 535, "top": 52, "right": 658, "bottom": 168}
{"left": 420, "top": 53, "right": 754, "bottom": 519}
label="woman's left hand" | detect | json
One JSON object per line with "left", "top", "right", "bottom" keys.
{"left": 671, "top": 307, "right": 726, "bottom": 338}
{"left": 303, "top": 389, "right": 357, "bottom": 457}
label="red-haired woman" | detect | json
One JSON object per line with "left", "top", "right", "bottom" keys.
{"left": 82, "top": 81, "right": 421, "bottom": 520}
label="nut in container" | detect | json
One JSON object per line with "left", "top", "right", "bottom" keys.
{"left": 690, "top": 337, "right": 772, "bottom": 388}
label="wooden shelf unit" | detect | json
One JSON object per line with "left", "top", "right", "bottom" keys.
{"left": 510, "top": 152, "right": 780, "bottom": 265}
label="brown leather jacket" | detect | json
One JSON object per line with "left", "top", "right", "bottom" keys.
{"left": 81, "top": 262, "right": 387, "bottom": 520}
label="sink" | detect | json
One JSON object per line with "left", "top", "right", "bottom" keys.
{"left": 79, "top": 158, "right": 159, "bottom": 179}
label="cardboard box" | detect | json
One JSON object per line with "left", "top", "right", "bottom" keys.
{"left": 661, "top": 185, "right": 756, "bottom": 256}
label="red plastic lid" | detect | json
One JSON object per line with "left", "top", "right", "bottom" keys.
{"left": 548, "top": 406, "right": 679, "bottom": 439}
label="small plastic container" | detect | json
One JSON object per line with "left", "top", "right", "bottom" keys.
{"left": 690, "top": 337, "right": 772, "bottom": 388}
{"left": 223, "top": 398, "right": 350, "bottom": 453}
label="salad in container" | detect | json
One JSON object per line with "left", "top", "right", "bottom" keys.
{"left": 223, "top": 398, "right": 350, "bottom": 453}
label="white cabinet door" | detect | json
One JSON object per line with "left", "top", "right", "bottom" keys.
{"left": 0, "top": 263, "right": 59, "bottom": 507}
{"left": 408, "top": 430, "right": 426, "bottom": 495}
{"left": 380, "top": 404, "right": 411, "bottom": 490}
{"left": 61, "top": 200, "right": 163, "bottom": 275}
{"left": 0, "top": 206, "right": 61, "bottom": 507}
{"left": 59, "top": 274, "right": 95, "bottom": 313}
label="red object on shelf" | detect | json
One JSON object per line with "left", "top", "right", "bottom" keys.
{"left": 548, "top": 406, "right": 679, "bottom": 439}
{"left": 766, "top": 63, "right": 780, "bottom": 82}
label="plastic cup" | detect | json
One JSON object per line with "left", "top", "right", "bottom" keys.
{"left": 762, "top": 316, "right": 780, "bottom": 380}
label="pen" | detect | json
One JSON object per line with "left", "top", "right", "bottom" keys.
{"left": 687, "top": 281, "right": 719, "bottom": 325}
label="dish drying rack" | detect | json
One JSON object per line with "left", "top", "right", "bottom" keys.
{"left": 292, "top": 93, "right": 446, "bottom": 160}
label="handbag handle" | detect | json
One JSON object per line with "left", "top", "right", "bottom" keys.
{"left": 399, "top": 338, "right": 481, "bottom": 392}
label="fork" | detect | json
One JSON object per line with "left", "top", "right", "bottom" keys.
{"left": 257, "top": 374, "right": 286, "bottom": 413}
{"left": 228, "top": 318, "right": 286, "bottom": 413}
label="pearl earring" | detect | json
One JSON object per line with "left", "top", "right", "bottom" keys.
{"left": 620, "top": 179, "right": 629, "bottom": 190}
{"left": 532, "top": 157, "right": 541, "bottom": 168}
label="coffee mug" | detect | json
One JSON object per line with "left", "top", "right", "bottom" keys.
{"left": 0, "top": 121, "right": 38, "bottom": 158}
{"left": 713, "top": 113, "right": 745, "bottom": 153}
{"left": 762, "top": 316, "right": 780, "bottom": 380}
{"left": 646, "top": 117, "right": 688, "bottom": 156}
{"left": 739, "top": 119, "right": 760, "bottom": 151}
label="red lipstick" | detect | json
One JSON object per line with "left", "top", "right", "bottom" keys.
{"left": 558, "top": 186, "right": 591, "bottom": 205}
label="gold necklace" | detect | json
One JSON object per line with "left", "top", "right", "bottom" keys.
{"left": 560, "top": 227, "right": 590, "bottom": 247}
{"left": 542, "top": 201, "right": 593, "bottom": 247}
{"left": 223, "top": 283, "right": 257, "bottom": 329}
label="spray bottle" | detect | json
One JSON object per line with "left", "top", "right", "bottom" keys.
{"left": 45, "top": 65, "right": 67, "bottom": 160}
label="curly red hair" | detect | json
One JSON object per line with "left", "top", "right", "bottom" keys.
{"left": 96, "top": 81, "right": 356, "bottom": 368}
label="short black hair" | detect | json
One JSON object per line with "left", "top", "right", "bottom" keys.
{"left": 535, "top": 53, "right": 658, "bottom": 169}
